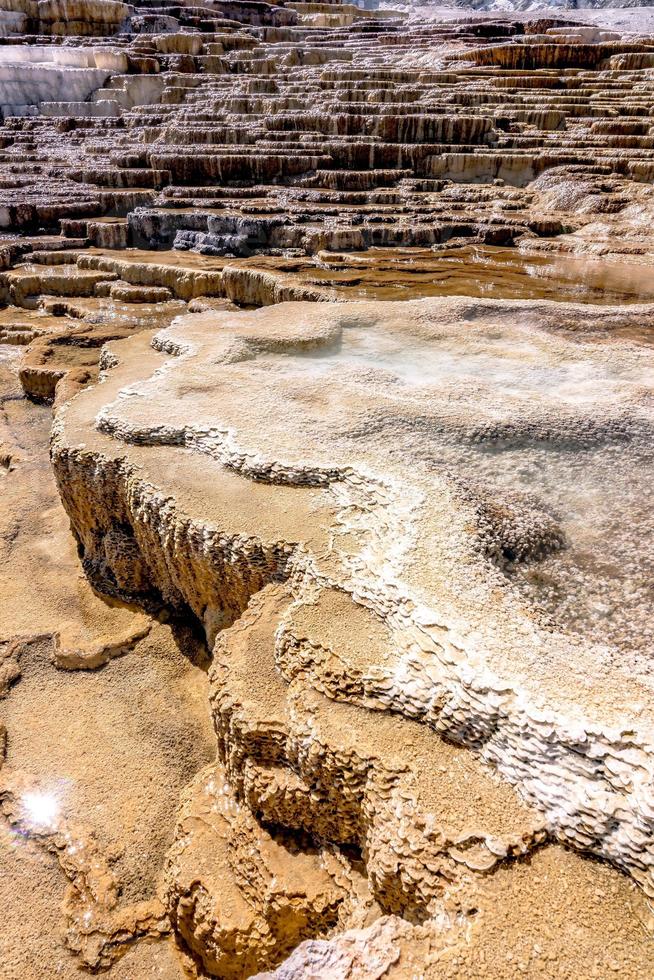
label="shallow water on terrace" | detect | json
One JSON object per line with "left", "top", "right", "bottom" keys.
{"left": 293, "top": 323, "right": 654, "bottom": 398}
{"left": 267, "top": 320, "right": 654, "bottom": 670}
{"left": 308, "top": 245, "right": 654, "bottom": 305}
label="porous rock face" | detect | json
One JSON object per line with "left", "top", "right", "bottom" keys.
{"left": 52, "top": 295, "right": 654, "bottom": 975}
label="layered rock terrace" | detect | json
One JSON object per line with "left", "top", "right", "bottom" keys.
{"left": 0, "top": 1, "right": 652, "bottom": 399}
{"left": 1, "top": 0, "right": 654, "bottom": 977}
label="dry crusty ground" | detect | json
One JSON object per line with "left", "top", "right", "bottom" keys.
{"left": 0, "top": 627, "right": 213, "bottom": 909}
{"left": 0, "top": 348, "right": 213, "bottom": 979}
{"left": 0, "top": 665, "right": 207, "bottom": 980}
{"left": 441, "top": 846, "right": 654, "bottom": 978}
{"left": 0, "top": 343, "right": 153, "bottom": 654}
{"left": 0, "top": 818, "right": 189, "bottom": 980}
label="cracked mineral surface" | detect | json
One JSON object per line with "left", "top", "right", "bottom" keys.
{"left": 1, "top": 0, "right": 654, "bottom": 976}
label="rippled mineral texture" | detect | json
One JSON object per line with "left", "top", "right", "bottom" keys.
{"left": 2, "top": 0, "right": 654, "bottom": 976}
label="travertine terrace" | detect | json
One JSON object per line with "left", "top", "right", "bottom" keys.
{"left": 1, "top": 0, "right": 654, "bottom": 977}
